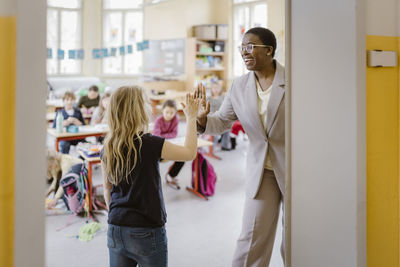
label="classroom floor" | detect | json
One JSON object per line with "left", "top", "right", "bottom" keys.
{"left": 45, "top": 129, "right": 284, "bottom": 267}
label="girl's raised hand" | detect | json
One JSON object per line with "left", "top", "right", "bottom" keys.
{"left": 181, "top": 93, "right": 199, "bottom": 119}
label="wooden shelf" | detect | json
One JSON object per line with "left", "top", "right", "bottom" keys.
{"left": 191, "top": 29, "right": 228, "bottom": 91}
{"left": 196, "top": 67, "right": 225, "bottom": 71}
{"left": 196, "top": 52, "right": 225, "bottom": 56}
{"left": 196, "top": 38, "right": 227, "bottom": 42}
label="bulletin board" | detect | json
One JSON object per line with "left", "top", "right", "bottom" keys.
{"left": 143, "top": 38, "right": 185, "bottom": 76}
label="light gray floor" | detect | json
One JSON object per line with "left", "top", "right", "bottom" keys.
{"left": 46, "top": 132, "right": 283, "bottom": 267}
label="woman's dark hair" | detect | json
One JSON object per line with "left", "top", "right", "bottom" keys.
{"left": 245, "top": 27, "right": 277, "bottom": 58}
{"left": 162, "top": 99, "right": 177, "bottom": 110}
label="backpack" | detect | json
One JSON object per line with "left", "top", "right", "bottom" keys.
{"left": 191, "top": 152, "right": 217, "bottom": 196}
{"left": 60, "top": 163, "right": 89, "bottom": 215}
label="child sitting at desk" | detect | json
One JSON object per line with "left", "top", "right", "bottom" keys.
{"left": 77, "top": 85, "right": 100, "bottom": 115}
{"left": 153, "top": 99, "right": 183, "bottom": 189}
{"left": 207, "top": 81, "right": 231, "bottom": 151}
{"left": 53, "top": 91, "right": 85, "bottom": 154}
{"left": 90, "top": 92, "right": 111, "bottom": 125}
{"left": 46, "top": 149, "right": 83, "bottom": 209}
{"left": 101, "top": 86, "right": 199, "bottom": 266}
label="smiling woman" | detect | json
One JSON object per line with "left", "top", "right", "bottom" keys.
{"left": 195, "top": 27, "right": 286, "bottom": 266}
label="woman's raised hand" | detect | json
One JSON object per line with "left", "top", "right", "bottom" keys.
{"left": 194, "top": 83, "right": 210, "bottom": 126}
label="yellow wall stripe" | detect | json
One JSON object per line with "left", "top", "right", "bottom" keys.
{"left": 366, "top": 35, "right": 399, "bottom": 267}
{"left": 0, "top": 16, "right": 15, "bottom": 267}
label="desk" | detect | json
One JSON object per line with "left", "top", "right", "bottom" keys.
{"left": 147, "top": 90, "right": 187, "bottom": 117}
{"left": 200, "top": 135, "right": 221, "bottom": 160}
{"left": 76, "top": 150, "right": 101, "bottom": 211}
{"left": 47, "top": 124, "right": 108, "bottom": 152}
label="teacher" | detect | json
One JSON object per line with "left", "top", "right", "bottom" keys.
{"left": 196, "top": 27, "right": 285, "bottom": 266}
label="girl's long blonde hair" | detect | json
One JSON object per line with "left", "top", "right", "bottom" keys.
{"left": 102, "top": 86, "right": 151, "bottom": 185}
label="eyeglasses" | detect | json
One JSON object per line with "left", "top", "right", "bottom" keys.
{"left": 238, "top": 44, "right": 270, "bottom": 54}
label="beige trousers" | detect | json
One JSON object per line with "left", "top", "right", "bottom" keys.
{"left": 232, "top": 169, "right": 284, "bottom": 267}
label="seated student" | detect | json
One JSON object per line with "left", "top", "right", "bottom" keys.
{"left": 152, "top": 99, "right": 183, "bottom": 189}
{"left": 46, "top": 149, "right": 83, "bottom": 209}
{"left": 53, "top": 91, "right": 85, "bottom": 154}
{"left": 90, "top": 92, "right": 111, "bottom": 125}
{"left": 101, "top": 86, "right": 199, "bottom": 267}
{"left": 207, "top": 81, "right": 231, "bottom": 150}
{"left": 230, "top": 120, "right": 246, "bottom": 150}
{"left": 77, "top": 85, "right": 100, "bottom": 115}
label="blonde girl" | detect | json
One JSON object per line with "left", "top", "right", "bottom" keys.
{"left": 101, "top": 85, "right": 199, "bottom": 267}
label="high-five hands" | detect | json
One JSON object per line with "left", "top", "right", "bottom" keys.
{"left": 193, "top": 83, "right": 210, "bottom": 127}
{"left": 181, "top": 92, "right": 200, "bottom": 120}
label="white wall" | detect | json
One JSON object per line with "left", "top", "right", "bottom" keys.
{"left": 82, "top": 0, "right": 102, "bottom": 76}
{"left": 289, "top": 0, "right": 366, "bottom": 266}
{"left": 268, "top": 0, "right": 285, "bottom": 65}
{"left": 210, "top": 0, "right": 230, "bottom": 25}
{"left": 143, "top": 0, "right": 214, "bottom": 39}
{"left": 14, "top": 0, "right": 46, "bottom": 266}
{"left": 365, "top": 0, "right": 399, "bottom": 36}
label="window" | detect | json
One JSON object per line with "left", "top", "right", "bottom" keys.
{"left": 233, "top": 0, "right": 267, "bottom": 77}
{"left": 47, "top": 0, "right": 82, "bottom": 75}
{"left": 103, "top": 0, "right": 144, "bottom": 75}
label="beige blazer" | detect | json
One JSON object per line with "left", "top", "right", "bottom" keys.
{"left": 202, "top": 61, "right": 285, "bottom": 198}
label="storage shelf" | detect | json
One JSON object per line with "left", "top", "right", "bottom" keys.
{"left": 195, "top": 67, "right": 225, "bottom": 71}
{"left": 196, "top": 38, "right": 227, "bottom": 42}
{"left": 196, "top": 52, "right": 225, "bottom": 56}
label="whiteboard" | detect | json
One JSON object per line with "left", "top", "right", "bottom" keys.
{"left": 143, "top": 38, "right": 185, "bottom": 76}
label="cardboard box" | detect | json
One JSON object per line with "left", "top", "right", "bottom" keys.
{"left": 217, "top": 24, "right": 228, "bottom": 40}
{"left": 194, "top": 25, "right": 216, "bottom": 40}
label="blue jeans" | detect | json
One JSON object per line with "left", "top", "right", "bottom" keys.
{"left": 108, "top": 224, "right": 168, "bottom": 267}
{"left": 59, "top": 139, "right": 83, "bottom": 154}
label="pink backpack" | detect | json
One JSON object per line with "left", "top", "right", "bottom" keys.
{"left": 60, "top": 163, "right": 88, "bottom": 214}
{"left": 57, "top": 164, "right": 106, "bottom": 231}
{"left": 191, "top": 152, "right": 217, "bottom": 196}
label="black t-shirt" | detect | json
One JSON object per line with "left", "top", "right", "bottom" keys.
{"left": 77, "top": 95, "right": 100, "bottom": 109}
{"left": 103, "top": 133, "right": 166, "bottom": 228}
